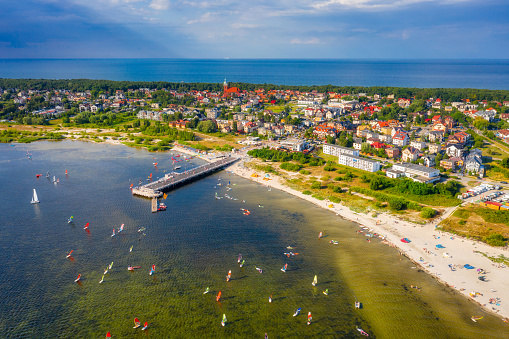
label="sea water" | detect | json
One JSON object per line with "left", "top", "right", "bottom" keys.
{"left": 0, "top": 141, "right": 507, "bottom": 338}
{"left": 1, "top": 59, "right": 508, "bottom": 89}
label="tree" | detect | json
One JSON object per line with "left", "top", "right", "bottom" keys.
{"left": 197, "top": 120, "right": 217, "bottom": 133}
{"left": 421, "top": 207, "right": 436, "bottom": 219}
{"left": 501, "top": 158, "right": 509, "bottom": 168}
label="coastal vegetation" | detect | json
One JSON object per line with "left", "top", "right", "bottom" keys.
{"left": 0, "top": 128, "right": 64, "bottom": 143}
{"left": 2, "top": 78, "right": 509, "bottom": 102}
{"left": 439, "top": 205, "right": 509, "bottom": 245}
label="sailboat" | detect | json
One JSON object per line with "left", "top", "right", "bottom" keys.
{"left": 109, "top": 262, "right": 113, "bottom": 270}
{"left": 53, "top": 176, "right": 56, "bottom": 182}
{"left": 240, "top": 260, "right": 245, "bottom": 268}
{"left": 269, "top": 294, "right": 272, "bottom": 303}
{"left": 238, "top": 254, "right": 242, "bottom": 263}
{"left": 221, "top": 314, "right": 227, "bottom": 327}
{"left": 74, "top": 274, "right": 81, "bottom": 283}
{"left": 471, "top": 316, "right": 483, "bottom": 322}
{"left": 111, "top": 229, "right": 115, "bottom": 237}
{"left": 281, "top": 264, "right": 288, "bottom": 273}
{"left": 149, "top": 264, "right": 155, "bottom": 276}
{"left": 293, "top": 308, "right": 301, "bottom": 317}
{"left": 133, "top": 318, "right": 141, "bottom": 329}
{"left": 203, "top": 287, "right": 210, "bottom": 294}
{"left": 68, "top": 215, "right": 74, "bottom": 223}
{"left": 141, "top": 322, "right": 148, "bottom": 331}
{"left": 323, "top": 289, "right": 329, "bottom": 296}
{"left": 106, "top": 332, "right": 111, "bottom": 338}
{"left": 99, "top": 275, "right": 105, "bottom": 284}
{"left": 255, "top": 267, "right": 263, "bottom": 273}
{"left": 216, "top": 291, "right": 222, "bottom": 302}
{"left": 46, "top": 171, "right": 50, "bottom": 178}
{"left": 356, "top": 327, "right": 369, "bottom": 336}
{"left": 66, "top": 250, "right": 73, "bottom": 258}
{"left": 31, "top": 189, "right": 39, "bottom": 204}
{"left": 83, "top": 223, "right": 89, "bottom": 230}
{"left": 307, "top": 312, "right": 312, "bottom": 325}
{"left": 118, "top": 224, "right": 124, "bottom": 232}
{"left": 312, "top": 275, "right": 317, "bottom": 286}
{"left": 130, "top": 246, "right": 133, "bottom": 253}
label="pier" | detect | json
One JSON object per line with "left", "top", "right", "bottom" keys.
{"left": 132, "top": 156, "right": 238, "bottom": 198}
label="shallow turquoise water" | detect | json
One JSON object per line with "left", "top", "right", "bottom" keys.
{"left": 0, "top": 141, "right": 507, "bottom": 338}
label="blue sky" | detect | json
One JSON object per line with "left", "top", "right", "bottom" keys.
{"left": 1, "top": 0, "right": 508, "bottom": 58}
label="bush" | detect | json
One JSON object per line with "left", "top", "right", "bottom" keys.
{"left": 329, "top": 196, "right": 341, "bottom": 203}
{"left": 302, "top": 190, "right": 312, "bottom": 195}
{"left": 389, "top": 198, "right": 405, "bottom": 211}
{"left": 458, "top": 220, "right": 466, "bottom": 225}
{"left": 280, "top": 162, "right": 302, "bottom": 172}
{"left": 299, "top": 170, "right": 310, "bottom": 175}
{"left": 332, "top": 186, "right": 343, "bottom": 193}
{"left": 334, "top": 176, "right": 343, "bottom": 181}
{"left": 311, "top": 181, "right": 322, "bottom": 189}
{"left": 421, "top": 207, "right": 436, "bottom": 219}
{"left": 324, "top": 162, "right": 336, "bottom": 171}
{"left": 484, "top": 233, "right": 507, "bottom": 247}
{"left": 312, "top": 194, "right": 325, "bottom": 200}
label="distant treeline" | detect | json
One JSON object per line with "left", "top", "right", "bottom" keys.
{"left": 1, "top": 78, "right": 509, "bottom": 102}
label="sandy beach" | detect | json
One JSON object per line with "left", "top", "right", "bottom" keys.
{"left": 226, "top": 156, "right": 509, "bottom": 320}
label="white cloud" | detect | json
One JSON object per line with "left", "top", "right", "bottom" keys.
{"left": 231, "top": 23, "right": 259, "bottom": 29}
{"left": 290, "top": 37, "right": 321, "bottom": 44}
{"left": 187, "top": 12, "right": 215, "bottom": 24}
{"left": 149, "top": 0, "right": 171, "bottom": 10}
{"left": 312, "top": 0, "right": 435, "bottom": 11}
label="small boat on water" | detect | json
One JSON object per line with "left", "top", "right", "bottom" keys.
{"left": 99, "top": 275, "right": 104, "bottom": 284}
{"left": 471, "top": 316, "right": 483, "bottom": 322}
{"left": 66, "top": 250, "right": 73, "bottom": 258}
{"left": 256, "top": 267, "right": 263, "bottom": 274}
{"left": 31, "top": 189, "right": 39, "bottom": 204}
{"left": 158, "top": 202, "right": 167, "bottom": 211}
{"left": 149, "top": 264, "right": 155, "bottom": 275}
{"left": 130, "top": 246, "right": 133, "bottom": 253}
{"left": 203, "top": 287, "right": 210, "bottom": 294}
{"left": 118, "top": 224, "right": 124, "bottom": 232}
{"left": 174, "top": 166, "right": 181, "bottom": 170}
{"left": 216, "top": 291, "right": 222, "bottom": 302}
{"left": 138, "top": 227, "right": 146, "bottom": 233}
{"left": 269, "top": 294, "right": 272, "bottom": 303}
{"left": 240, "top": 260, "right": 245, "bottom": 267}
{"left": 293, "top": 308, "right": 301, "bottom": 317}
{"left": 281, "top": 264, "right": 287, "bottom": 273}
{"left": 238, "top": 254, "right": 242, "bottom": 263}
{"left": 74, "top": 274, "right": 81, "bottom": 283}
{"left": 106, "top": 332, "right": 111, "bottom": 338}
{"left": 36, "top": 174, "right": 41, "bottom": 178}
{"left": 109, "top": 262, "right": 113, "bottom": 270}
{"left": 68, "top": 215, "right": 74, "bottom": 223}
{"left": 318, "top": 232, "right": 323, "bottom": 238}
{"left": 226, "top": 270, "right": 232, "bottom": 282}
{"left": 133, "top": 318, "right": 141, "bottom": 329}
{"left": 307, "top": 312, "right": 312, "bottom": 325}
{"left": 221, "top": 314, "right": 227, "bottom": 327}
{"left": 142, "top": 322, "right": 148, "bottom": 331}
{"left": 46, "top": 172, "right": 50, "bottom": 178}
{"left": 323, "top": 289, "right": 329, "bottom": 296}
{"left": 128, "top": 266, "right": 142, "bottom": 271}
{"left": 111, "top": 229, "right": 115, "bottom": 237}
{"left": 83, "top": 223, "right": 89, "bottom": 230}
{"left": 312, "top": 275, "right": 317, "bottom": 286}
{"left": 356, "top": 327, "right": 369, "bottom": 336}
{"left": 355, "top": 301, "right": 361, "bottom": 309}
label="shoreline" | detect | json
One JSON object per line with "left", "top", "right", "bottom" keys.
{"left": 226, "top": 158, "right": 509, "bottom": 320}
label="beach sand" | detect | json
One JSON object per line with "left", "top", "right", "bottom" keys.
{"left": 226, "top": 157, "right": 509, "bottom": 320}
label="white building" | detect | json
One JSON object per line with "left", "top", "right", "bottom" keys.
{"left": 280, "top": 138, "right": 308, "bottom": 152}
{"left": 323, "top": 144, "right": 359, "bottom": 157}
{"left": 338, "top": 154, "right": 380, "bottom": 172}
{"left": 387, "top": 163, "right": 440, "bottom": 183}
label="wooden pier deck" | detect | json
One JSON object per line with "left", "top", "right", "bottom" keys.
{"left": 132, "top": 156, "right": 238, "bottom": 198}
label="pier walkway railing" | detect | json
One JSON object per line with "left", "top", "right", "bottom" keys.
{"left": 132, "top": 156, "right": 238, "bottom": 198}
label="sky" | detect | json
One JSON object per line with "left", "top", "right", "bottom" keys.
{"left": 0, "top": 0, "right": 508, "bottom": 59}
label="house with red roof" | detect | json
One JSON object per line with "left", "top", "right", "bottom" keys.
{"left": 392, "top": 132, "right": 409, "bottom": 146}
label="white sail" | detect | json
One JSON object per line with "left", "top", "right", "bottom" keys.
{"left": 31, "top": 189, "right": 39, "bottom": 204}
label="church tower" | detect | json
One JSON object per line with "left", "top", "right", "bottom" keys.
{"left": 223, "top": 78, "right": 228, "bottom": 92}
